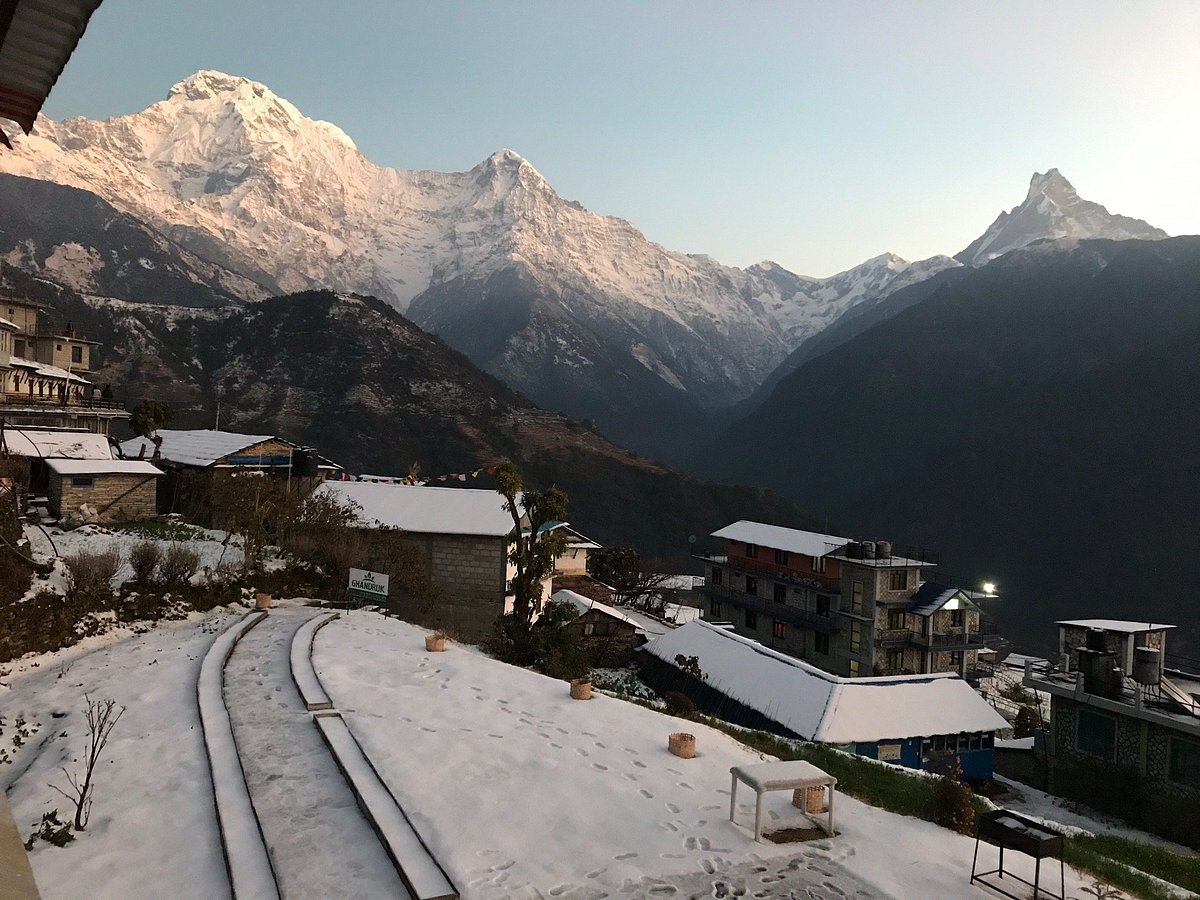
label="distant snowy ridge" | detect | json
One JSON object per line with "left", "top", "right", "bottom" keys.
{"left": 0, "top": 71, "right": 954, "bottom": 404}
{"left": 956, "top": 168, "right": 1167, "bottom": 267}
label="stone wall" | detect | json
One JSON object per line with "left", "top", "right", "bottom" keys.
{"left": 363, "top": 530, "right": 509, "bottom": 642}
{"left": 50, "top": 473, "right": 157, "bottom": 524}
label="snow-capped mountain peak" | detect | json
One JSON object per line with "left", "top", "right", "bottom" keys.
{"left": 956, "top": 168, "right": 1166, "bottom": 266}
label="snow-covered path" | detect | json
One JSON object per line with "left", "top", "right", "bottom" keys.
{"left": 223, "top": 607, "right": 409, "bottom": 899}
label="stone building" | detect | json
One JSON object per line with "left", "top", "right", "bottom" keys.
{"left": 312, "top": 481, "right": 566, "bottom": 642}
{"left": 551, "top": 588, "right": 640, "bottom": 666}
{"left": 120, "top": 429, "right": 341, "bottom": 517}
{"left": 45, "top": 459, "right": 161, "bottom": 525}
{"left": 1, "top": 295, "right": 128, "bottom": 434}
{"left": 694, "top": 520, "right": 992, "bottom": 680}
{"left": 1024, "top": 619, "right": 1200, "bottom": 848}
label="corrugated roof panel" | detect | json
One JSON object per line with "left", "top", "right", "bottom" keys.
{"left": 0, "top": 0, "right": 103, "bottom": 132}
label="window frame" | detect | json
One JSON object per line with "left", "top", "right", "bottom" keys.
{"left": 744, "top": 576, "right": 758, "bottom": 597}
{"left": 815, "top": 632, "right": 830, "bottom": 655}
{"left": 772, "top": 582, "right": 786, "bottom": 604}
{"left": 744, "top": 542, "right": 759, "bottom": 558}
{"left": 888, "top": 570, "right": 907, "bottom": 591}
{"left": 745, "top": 609, "right": 758, "bottom": 630}
{"left": 1168, "top": 737, "right": 1200, "bottom": 790}
{"left": 711, "top": 566, "right": 723, "bottom": 586}
{"left": 772, "top": 620, "right": 785, "bottom": 640}
{"left": 1076, "top": 708, "right": 1118, "bottom": 762}
{"left": 774, "top": 548, "right": 789, "bottom": 565}
{"left": 851, "top": 580, "right": 864, "bottom": 615}
{"left": 70, "top": 476, "right": 95, "bottom": 488}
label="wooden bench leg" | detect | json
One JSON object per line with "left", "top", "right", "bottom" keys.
{"left": 729, "top": 773, "right": 737, "bottom": 824}
{"left": 754, "top": 792, "right": 763, "bottom": 843}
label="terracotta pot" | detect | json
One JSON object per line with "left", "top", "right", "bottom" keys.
{"left": 569, "top": 678, "right": 592, "bottom": 701}
{"left": 668, "top": 732, "right": 696, "bottom": 759}
{"left": 425, "top": 634, "right": 446, "bottom": 652}
{"left": 255, "top": 592, "right": 272, "bottom": 610}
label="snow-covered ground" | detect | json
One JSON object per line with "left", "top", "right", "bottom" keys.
{"left": 1, "top": 606, "right": 1182, "bottom": 899}
{"left": 0, "top": 611, "right": 240, "bottom": 899}
{"left": 314, "top": 614, "right": 1102, "bottom": 900}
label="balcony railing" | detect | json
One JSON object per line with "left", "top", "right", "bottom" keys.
{"left": 692, "top": 552, "right": 840, "bottom": 592}
{"left": 700, "top": 582, "right": 840, "bottom": 634}
{"left": 2, "top": 393, "right": 123, "bottom": 410}
{"left": 930, "top": 630, "right": 985, "bottom": 649}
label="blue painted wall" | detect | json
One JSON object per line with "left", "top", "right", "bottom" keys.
{"left": 854, "top": 737, "right": 996, "bottom": 780}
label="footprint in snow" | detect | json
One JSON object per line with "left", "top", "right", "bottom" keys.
{"left": 633, "top": 760, "right": 647, "bottom": 769}
{"left": 666, "top": 802, "right": 681, "bottom": 813}
{"left": 640, "top": 789, "right": 654, "bottom": 799}
{"left": 591, "top": 763, "right": 608, "bottom": 771}
{"left": 614, "top": 852, "right": 638, "bottom": 860}
{"left": 575, "top": 748, "right": 589, "bottom": 757}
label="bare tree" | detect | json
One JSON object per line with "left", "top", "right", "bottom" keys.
{"left": 588, "top": 546, "right": 672, "bottom": 613}
{"left": 50, "top": 694, "right": 125, "bottom": 830}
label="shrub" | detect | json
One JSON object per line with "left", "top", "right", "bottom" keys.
{"left": 128, "top": 542, "right": 161, "bottom": 583}
{"left": 158, "top": 543, "right": 201, "bottom": 587}
{"left": 64, "top": 548, "right": 122, "bottom": 602}
{"left": 664, "top": 690, "right": 697, "bottom": 719}
{"left": 931, "top": 757, "right": 976, "bottom": 835}
{"left": 1013, "top": 704, "right": 1041, "bottom": 738}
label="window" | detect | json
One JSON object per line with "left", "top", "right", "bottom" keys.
{"left": 583, "top": 622, "right": 595, "bottom": 636}
{"left": 772, "top": 620, "right": 785, "bottom": 639}
{"left": 744, "top": 576, "right": 758, "bottom": 597}
{"left": 950, "top": 608, "right": 965, "bottom": 628}
{"left": 773, "top": 583, "right": 786, "bottom": 604}
{"left": 70, "top": 476, "right": 94, "bottom": 488}
{"left": 886, "top": 649, "right": 903, "bottom": 671}
{"left": 14, "top": 338, "right": 25, "bottom": 356}
{"left": 815, "top": 633, "right": 830, "bottom": 655}
{"left": 816, "top": 595, "right": 830, "bottom": 617}
{"left": 56, "top": 343, "right": 63, "bottom": 351}
{"left": 72, "top": 345, "right": 83, "bottom": 364}
{"left": 850, "top": 620, "right": 862, "bottom": 652}
{"left": 1076, "top": 709, "right": 1117, "bottom": 761}
{"left": 888, "top": 609, "right": 906, "bottom": 629}
{"left": 813, "top": 555, "right": 826, "bottom": 574}
{"left": 744, "top": 542, "right": 759, "bottom": 558}
{"left": 888, "top": 570, "right": 907, "bottom": 591}
{"left": 1168, "top": 739, "right": 1200, "bottom": 790}
{"left": 774, "top": 548, "right": 788, "bottom": 565}
{"left": 745, "top": 609, "right": 757, "bottom": 629}
{"left": 711, "top": 567, "right": 723, "bottom": 586}
{"left": 849, "top": 660, "right": 860, "bottom": 678}
{"left": 711, "top": 600, "right": 723, "bottom": 618}
{"left": 851, "top": 580, "right": 864, "bottom": 615}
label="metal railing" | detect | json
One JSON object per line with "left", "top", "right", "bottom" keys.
{"left": 692, "top": 551, "right": 840, "bottom": 592}
{"left": 700, "top": 582, "right": 840, "bottom": 633}
{"left": 1, "top": 393, "right": 123, "bottom": 410}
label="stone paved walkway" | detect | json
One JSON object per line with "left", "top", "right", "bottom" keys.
{"left": 224, "top": 608, "right": 409, "bottom": 899}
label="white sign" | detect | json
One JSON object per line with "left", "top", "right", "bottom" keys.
{"left": 878, "top": 743, "right": 902, "bottom": 762}
{"left": 348, "top": 568, "right": 389, "bottom": 598}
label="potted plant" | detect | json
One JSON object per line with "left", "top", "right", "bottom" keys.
{"left": 668, "top": 732, "right": 696, "bottom": 758}
{"left": 255, "top": 591, "right": 272, "bottom": 610}
{"left": 569, "top": 672, "right": 592, "bottom": 701}
{"left": 425, "top": 632, "right": 446, "bottom": 652}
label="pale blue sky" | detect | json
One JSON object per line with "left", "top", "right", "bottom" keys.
{"left": 44, "top": 1, "right": 1199, "bottom": 276}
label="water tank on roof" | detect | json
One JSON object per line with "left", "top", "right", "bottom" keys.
{"left": 291, "top": 447, "right": 319, "bottom": 478}
{"left": 845, "top": 542, "right": 863, "bottom": 559}
{"left": 861, "top": 541, "right": 876, "bottom": 559}
{"left": 1078, "top": 648, "right": 1122, "bottom": 699}
{"left": 1133, "top": 647, "right": 1162, "bottom": 685}
{"left": 876, "top": 540, "right": 892, "bottom": 560}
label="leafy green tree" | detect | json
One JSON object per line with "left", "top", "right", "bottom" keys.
{"left": 494, "top": 460, "right": 568, "bottom": 626}
{"left": 129, "top": 400, "right": 173, "bottom": 441}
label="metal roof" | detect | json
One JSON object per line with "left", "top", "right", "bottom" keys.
{"left": 906, "top": 582, "right": 974, "bottom": 616}
{"left": 46, "top": 458, "right": 161, "bottom": 476}
{"left": 0, "top": 0, "right": 104, "bottom": 137}
{"left": 711, "top": 520, "right": 849, "bottom": 558}
{"left": 1, "top": 427, "right": 110, "bottom": 458}
{"left": 1058, "top": 619, "right": 1176, "bottom": 634}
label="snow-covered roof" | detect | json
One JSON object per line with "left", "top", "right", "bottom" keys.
{"left": 1058, "top": 619, "right": 1176, "bottom": 633}
{"left": 0, "top": 316, "right": 15, "bottom": 330}
{"left": 711, "top": 521, "right": 848, "bottom": 558}
{"left": 643, "top": 621, "right": 1008, "bottom": 744}
{"left": 907, "top": 583, "right": 974, "bottom": 616}
{"left": 314, "top": 482, "right": 518, "bottom": 537}
{"left": 1, "top": 429, "right": 112, "bottom": 459}
{"left": 121, "top": 429, "right": 277, "bottom": 467}
{"left": 46, "top": 459, "right": 162, "bottom": 476}
{"left": 552, "top": 589, "right": 639, "bottom": 627}
{"left": 8, "top": 355, "right": 91, "bottom": 384}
